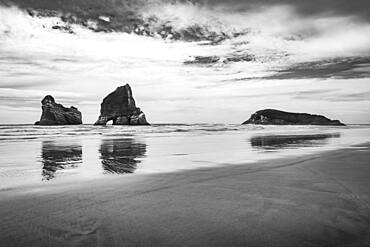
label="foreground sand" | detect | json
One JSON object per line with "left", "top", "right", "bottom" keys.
{"left": 1, "top": 144, "right": 370, "bottom": 247}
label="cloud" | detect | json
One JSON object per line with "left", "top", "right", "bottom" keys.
{"left": 327, "top": 92, "right": 370, "bottom": 102}
{"left": 257, "top": 57, "right": 370, "bottom": 80}
{"left": 200, "top": 0, "right": 370, "bottom": 21}
{"left": 0, "top": 4, "right": 370, "bottom": 123}
{"left": 5, "top": 0, "right": 370, "bottom": 21}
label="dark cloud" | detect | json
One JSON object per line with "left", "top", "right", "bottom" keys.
{"left": 291, "top": 90, "right": 370, "bottom": 102}
{"left": 201, "top": 0, "right": 370, "bottom": 21}
{"left": 327, "top": 92, "right": 370, "bottom": 102}
{"left": 2, "top": 0, "right": 369, "bottom": 46}
{"left": 0, "top": 0, "right": 140, "bottom": 13}
{"left": 3, "top": 0, "right": 370, "bottom": 21}
{"left": 0, "top": 0, "right": 147, "bottom": 35}
{"left": 231, "top": 57, "right": 370, "bottom": 80}
{"left": 266, "top": 57, "right": 370, "bottom": 80}
{"left": 184, "top": 53, "right": 255, "bottom": 65}
{"left": 1, "top": 0, "right": 239, "bottom": 42}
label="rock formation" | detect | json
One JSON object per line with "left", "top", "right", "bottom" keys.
{"left": 94, "top": 84, "right": 149, "bottom": 125}
{"left": 35, "top": 95, "right": 82, "bottom": 125}
{"left": 243, "top": 109, "right": 345, "bottom": 126}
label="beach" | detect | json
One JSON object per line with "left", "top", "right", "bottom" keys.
{"left": 1, "top": 131, "right": 370, "bottom": 246}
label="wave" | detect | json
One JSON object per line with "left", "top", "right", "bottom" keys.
{"left": 0, "top": 124, "right": 354, "bottom": 141}
{"left": 0, "top": 124, "right": 252, "bottom": 140}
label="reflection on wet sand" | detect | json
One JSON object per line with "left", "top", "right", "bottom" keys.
{"left": 250, "top": 133, "right": 341, "bottom": 151}
{"left": 99, "top": 139, "right": 147, "bottom": 174}
{"left": 41, "top": 141, "right": 82, "bottom": 180}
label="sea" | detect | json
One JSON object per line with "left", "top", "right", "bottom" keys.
{"left": 1, "top": 124, "right": 370, "bottom": 190}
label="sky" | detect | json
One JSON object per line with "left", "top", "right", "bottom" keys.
{"left": 0, "top": 0, "right": 369, "bottom": 124}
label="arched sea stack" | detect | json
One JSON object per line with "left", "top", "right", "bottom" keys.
{"left": 94, "top": 84, "right": 149, "bottom": 125}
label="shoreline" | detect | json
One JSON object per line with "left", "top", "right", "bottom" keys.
{"left": 1, "top": 143, "right": 370, "bottom": 246}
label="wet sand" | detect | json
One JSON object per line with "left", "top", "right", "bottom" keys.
{"left": 1, "top": 144, "right": 370, "bottom": 247}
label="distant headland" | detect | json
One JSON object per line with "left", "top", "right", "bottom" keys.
{"left": 243, "top": 109, "right": 345, "bottom": 126}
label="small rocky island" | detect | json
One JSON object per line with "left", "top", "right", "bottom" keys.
{"left": 243, "top": 109, "right": 345, "bottom": 126}
{"left": 94, "top": 84, "right": 149, "bottom": 125}
{"left": 35, "top": 95, "right": 82, "bottom": 125}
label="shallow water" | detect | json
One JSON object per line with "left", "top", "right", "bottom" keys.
{"left": 0, "top": 124, "right": 370, "bottom": 189}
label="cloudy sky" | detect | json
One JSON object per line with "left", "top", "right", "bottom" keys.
{"left": 0, "top": 0, "right": 369, "bottom": 124}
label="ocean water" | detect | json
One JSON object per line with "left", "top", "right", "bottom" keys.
{"left": 0, "top": 124, "right": 370, "bottom": 189}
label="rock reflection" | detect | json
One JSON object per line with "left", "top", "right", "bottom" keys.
{"left": 99, "top": 138, "right": 147, "bottom": 174}
{"left": 41, "top": 141, "right": 82, "bottom": 180}
{"left": 250, "top": 133, "right": 341, "bottom": 151}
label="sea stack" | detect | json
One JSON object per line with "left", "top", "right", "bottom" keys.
{"left": 243, "top": 109, "right": 345, "bottom": 126}
{"left": 35, "top": 95, "right": 82, "bottom": 125}
{"left": 94, "top": 84, "right": 149, "bottom": 125}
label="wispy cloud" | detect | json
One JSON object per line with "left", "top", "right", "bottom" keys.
{"left": 256, "top": 57, "right": 370, "bottom": 80}
{"left": 0, "top": 3, "right": 369, "bottom": 123}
